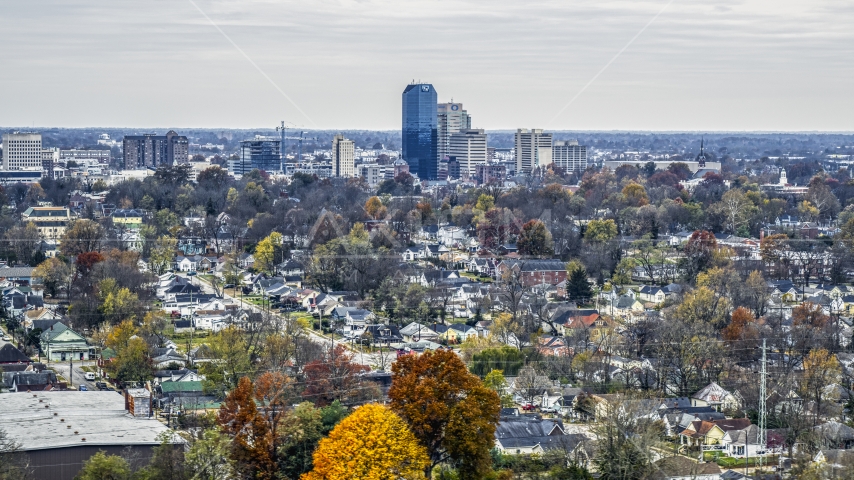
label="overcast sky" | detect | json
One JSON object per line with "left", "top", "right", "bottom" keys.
{"left": 1, "top": 0, "right": 852, "bottom": 131}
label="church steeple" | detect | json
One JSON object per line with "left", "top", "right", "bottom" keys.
{"left": 696, "top": 137, "right": 707, "bottom": 168}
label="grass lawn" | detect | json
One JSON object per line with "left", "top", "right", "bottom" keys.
{"left": 460, "top": 271, "right": 493, "bottom": 283}
{"left": 703, "top": 451, "right": 777, "bottom": 468}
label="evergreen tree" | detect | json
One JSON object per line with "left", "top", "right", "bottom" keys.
{"left": 567, "top": 266, "right": 592, "bottom": 302}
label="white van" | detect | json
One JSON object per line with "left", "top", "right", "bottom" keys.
{"left": 84, "top": 372, "right": 96, "bottom": 381}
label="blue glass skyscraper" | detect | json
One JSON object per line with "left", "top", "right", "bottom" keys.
{"left": 402, "top": 83, "right": 438, "bottom": 180}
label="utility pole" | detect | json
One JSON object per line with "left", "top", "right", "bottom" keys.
{"left": 759, "top": 338, "right": 767, "bottom": 471}
{"left": 69, "top": 355, "right": 73, "bottom": 388}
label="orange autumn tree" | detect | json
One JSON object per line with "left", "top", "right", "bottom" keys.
{"left": 389, "top": 349, "right": 500, "bottom": 479}
{"left": 302, "top": 403, "right": 429, "bottom": 480}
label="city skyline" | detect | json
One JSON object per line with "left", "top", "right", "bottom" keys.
{"left": 0, "top": 0, "right": 852, "bottom": 131}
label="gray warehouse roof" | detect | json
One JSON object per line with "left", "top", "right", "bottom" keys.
{"left": 0, "top": 391, "right": 172, "bottom": 451}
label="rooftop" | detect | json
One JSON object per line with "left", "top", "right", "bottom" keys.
{"left": 0, "top": 391, "right": 171, "bottom": 451}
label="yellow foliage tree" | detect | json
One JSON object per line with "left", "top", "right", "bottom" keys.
{"left": 302, "top": 403, "right": 429, "bottom": 480}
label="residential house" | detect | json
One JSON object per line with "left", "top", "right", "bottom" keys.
{"left": 648, "top": 457, "right": 722, "bottom": 480}
{"left": 40, "top": 322, "right": 92, "bottom": 361}
{"left": 400, "top": 322, "right": 439, "bottom": 343}
{"left": 151, "top": 347, "right": 187, "bottom": 369}
{"left": 496, "top": 259, "right": 568, "bottom": 287}
{"left": 22, "top": 206, "right": 72, "bottom": 240}
{"left": 691, "top": 382, "right": 740, "bottom": 411}
{"left": 2, "top": 371, "right": 65, "bottom": 392}
{"left": 680, "top": 418, "right": 752, "bottom": 449}
{"left": 638, "top": 285, "right": 667, "bottom": 304}
{"left": 494, "top": 416, "right": 589, "bottom": 461}
{"left": 537, "top": 336, "right": 571, "bottom": 356}
{"left": 433, "top": 323, "right": 478, "bottom": 344}
{"left": 111, "top": 209, "right": 144, "bottom": 230}
{"left": 722, "top": 424, "right": 767, "bottom": 458}
{"left": 332, "top": 307, "right": 376, "bottom": 338}
{"left": 610, "top": 295, "right": 645, "bottom": 321}
{"left": 361, "top": 325, "right": 403, "bottom": 345}
{"left": 438, "top": 226, "right": 467, "bottom": 246}
{"left": 0, "top": 343, "right": 31, "bottom": 364}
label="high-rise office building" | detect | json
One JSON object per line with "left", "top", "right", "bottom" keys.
{"left": 515, "top": 129, "right": 553, "bottom": 174}
{"left": 2, "top": 132, "right": 43, "bottom": 170}
{"left": 331, "top": 135, "right": 355, "bottom": 178}
{"left": 230, "top": 136, "right": 282, "bottom": 176}
{"left": 437, "top": 102, "right": 471, "bottom": 162}
{"left": 553, "top": 140, "right": 588, "bottom": 173}
{"left": 122, "top": 131, "right": 189, "bottom": 168}
{"left": 402, "top": 83, "right": 438, "bottom": 180}
{"left": 448, "top": 129, "right": 487, "bottom": 179}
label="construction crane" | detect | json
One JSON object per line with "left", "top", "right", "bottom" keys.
{"left": 276, "top": 121, "right": 317, "bottom": 171}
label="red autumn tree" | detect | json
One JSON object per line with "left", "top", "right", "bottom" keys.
{"left": 302, "top": 345, "right": 371, "bottom": 406}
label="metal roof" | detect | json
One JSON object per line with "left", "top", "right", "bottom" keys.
{"left": 0, "top": 391, "right": 172, "bottom": 451}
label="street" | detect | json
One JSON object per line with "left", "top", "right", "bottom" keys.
{"left": 50, "top": 359, "right": 100, "bottom": 391}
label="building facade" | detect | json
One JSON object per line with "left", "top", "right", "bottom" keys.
{"left": 402, "top": 83, "right": 438, "bottom": 180}
{"left": 60, "top": 149, "right": 111, "bottom": 162}
{"left": 2, "top": 132, "right": 43, "bottom": 170}
{"left": 331, "top": 135, "right": 355, "bottom": 177}
{"left": 22, "top": 207, "right": 72, "bottom": 240}
{"left": 475, "top": 163, "right": 506, "bottom": 185}
{"left": 122, "top": 131, "right": 189, "bottom": 168}
{"left": 552, "top": 140, "right": 588, "bottom": 172}
{"left": 230, "top": 136, "right": 282, "bottom": 175}
{"left": 437, "top": 102, "right": 471, "bottom": 161}
{"left": 515, "top": 129, "right": 553, "bottom": 175}
{"left": 448, "top": 129, "right": 487, "bottom": 179}
{"left": 359, "top": 163, "right": 383, "bottom": 187}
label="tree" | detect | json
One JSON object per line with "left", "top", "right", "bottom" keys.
{"left": 99, "top": 279, "right": 143, "bottom": 324}
{"left": 389, "top": 349, "right": 500, "bottom": 479}
{"left": 302, "top": 403, "right": 429, "bottom": 480}
{"left": 60, "top": 219, "right": 106, "bottom": 256}
{"left": 621, "top": 181, "right": 649, "bottom": 207}
{"left": 674, "top": 286, "right": 729, "bottom": 329}
{"left": 302, "top": 345, "right": 371, "bottom": 406}
{"left": 682, "top": 230, "right": 718, "bottom": 283}
{"left": 0, "top": 426, "right": 28, "bottom": 480}
{"left": 591, "top": 397, "right": 664, "bottom": 480}
{"left": 364, "top": 196, "right": 386, "bottom": 219}
{"left": 514, "top": 366, "right": 551, "bottom": 404}
{"left": 471, "top": 345, "right": 525, "bottom": 377}
{"left": 710, "top": 189, "right": 755, "bottom": 234}
{"left": 516, "top": 220, "right": 554, "bottom": 257}
{"left": 113, "top": 337, "right": 154, "bottom": 384}
{"left": 201, "top": 326, "right": 253, "bottom": 398}
{"left": 566, "top": 263, "right": 593, "bottom": 303}
{"left": 801, "top": 348, "right": 841, "bottom": 423}
{"left": 6, "top": 222, "right": 41, "bottom": 265}
{"left": 149, "top": 236, "right": 177, "bottom": 275}
{"left": 218, "top": 377, "right": 277, "bottom": 480}
{"left": 74, "top": 451, "right": 131, "bottom": 480}
{"left": 277, "top": 402, "right": 325, "bottom": 479}
{"left": 184, "top": 428, "right": 236, "bottom": 480}
{"left": 474, "top": 194, "right": 495, "bottom": 212}
{"left": 138, "top": 432, "right": 186, "bottom": 480}
{"left": 483, "top": 370, "right": 514, "bottom": 407}
{"left": 254, "top": 232, "right": 283, "bottom": 274}
{"left": 33, "top": 257, "right": 72, "bottom": 297}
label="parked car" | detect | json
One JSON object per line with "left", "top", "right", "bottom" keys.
{"left": 84, "top": 372, "right": 96, "bottom": 381}
{"left": 187, "top": 271, "right": 197, "bottom": 276}
{"left": 223, "top": 284, "right": 235, "bottom": 289}
{"left": 521, "top": 403, "right": 536, "bottom": 411}
{"left": 95, "top": 382, "right": 108, "bottom": 390}
{"left": 79, "top": 385, "right": 88, "bottom": 391}
{"left": 1, "top": 335, "right": 10, "bottom": 341}
{"left": 540, "top": 405, "right": 561, "bottom": 413}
